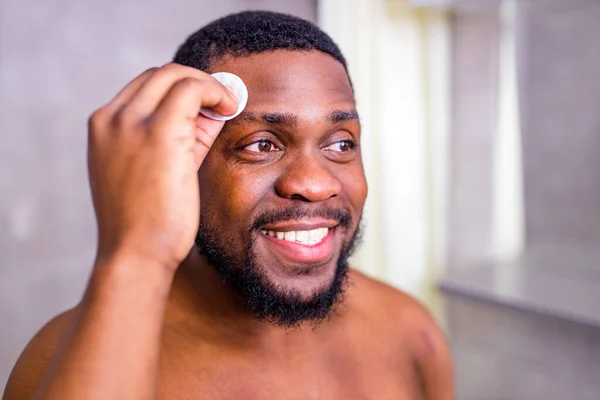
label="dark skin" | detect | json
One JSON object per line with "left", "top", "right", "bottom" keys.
{"left": 3, "top": 50, "right": 454, "bottom": 400}
{"left": 196, "top": 50, "right": 365, "bottom": 297}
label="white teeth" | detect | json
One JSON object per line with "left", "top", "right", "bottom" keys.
{"left": 263, "top": 227, "right": 330, "bottom": 245}
{"left": 296, "top": 230, "right": 309, "bottom": 242}
{"left": 284, "top": 231, "right": 296, "bottom": 242}
{"left": 308, "top": 229, "right": 320, "bottom": 242}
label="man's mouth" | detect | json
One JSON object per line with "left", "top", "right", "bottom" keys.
{"left": 260, "top": 227, "right": 329, "bottom": 246}
{"left": 258, "top": 221, "right": 338, "bottom": 264}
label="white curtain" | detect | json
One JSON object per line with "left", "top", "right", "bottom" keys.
{"left": 493, "top": 0, "right": 524, "bottom": 262}
{"left": 318, "top": 0, "right": 451, "bottom": 313}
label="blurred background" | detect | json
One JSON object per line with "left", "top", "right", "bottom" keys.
{"left": 1, "top": 0, "right": 599, "bottom": 398}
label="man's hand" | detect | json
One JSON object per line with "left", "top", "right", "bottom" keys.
{"left": 88, "top": 63, "right": 239, "bottom": 270}
{"left": 1, "top": 64, "right": 240, "bottom": 400}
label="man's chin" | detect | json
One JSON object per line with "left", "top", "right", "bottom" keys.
{"left": 214, "top": 254, "right": 349, "bottom": 327}
{"left": 258, "top": 260, "right": 340, "bottom": 300}
{"left": 248, "top": 262, "right": 350, "bottom": 327}
{"left": 195, "top": 216, "right": 361, "bottom": 327}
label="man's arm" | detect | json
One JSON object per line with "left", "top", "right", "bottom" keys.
{"left": 34, "top": 256, "right": 172, "bottom": 400}
{"left": 413, "top": 309, "right": 455, "bottom": 400}
{"left": 3, "top": 258, "right": 171, "bottom": 400}
{"left": 2, "top": 63, "right": 239, "bottom": 400}
{"left": 3, "top": 311, "right": 74, "bottom": 399}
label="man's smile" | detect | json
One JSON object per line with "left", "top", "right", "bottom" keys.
{"left": 259, "top": 220, "right": 338, "bottom": 264}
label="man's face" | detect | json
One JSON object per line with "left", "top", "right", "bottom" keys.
{"left": 195, "top": 50, "right": 367, "bottom": 326}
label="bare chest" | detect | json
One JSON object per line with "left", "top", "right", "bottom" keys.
{"left": 156, "top": 336, "right": 421, "bottom": 400}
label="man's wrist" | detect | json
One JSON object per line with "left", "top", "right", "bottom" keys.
{"left": 90, "top": 249, "right": 176, "bottom": 299}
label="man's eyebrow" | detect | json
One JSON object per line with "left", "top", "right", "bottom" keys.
{"left": 327, "top": 110, "right": 360, "bottom": 123}
{"left": 236, "top": 111, "right": 298, "bottom": 126}
{"left": 227, "top": 110, "right": 360, "bottom": 127}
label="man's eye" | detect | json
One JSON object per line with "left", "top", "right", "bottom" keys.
{"left": 243, "top": 140, "right": 280, "bottom": 153}
{"left": 325, "top": 140, "right": 356, "bottom": 153}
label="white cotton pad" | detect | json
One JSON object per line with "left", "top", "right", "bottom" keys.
{"left": 199, "top": 72, "right": 248, "bottom": 121}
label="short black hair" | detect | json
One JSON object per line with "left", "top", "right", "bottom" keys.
{"left": 173, "top": 10, "right": 349, "bottom": 74}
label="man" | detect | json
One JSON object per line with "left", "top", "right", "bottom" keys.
{"left": 3, "top": 11, "right": 454, "bottom": 400}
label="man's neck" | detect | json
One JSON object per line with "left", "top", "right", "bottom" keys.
{"left": 164, "top": 250, "right": 322, "bottom": 348}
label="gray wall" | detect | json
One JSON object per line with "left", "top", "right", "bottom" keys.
{"left": 519, "top": 0, "right": 600, "bottom": 248}
{"left": 448, "top": 0, "right": 600, "bottom": 266}
{"left": 445, "top": 1, "right": 600, "bottom": 398}
{"left": 0, "top": 0, "right": 317, "bottom": 389}
{"left": 448, "top": 9, "right": 500, "bottom": 269}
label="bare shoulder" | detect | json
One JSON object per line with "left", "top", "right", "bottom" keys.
{"left": 347, "top": 269, "right": 439, "bottom": 329}
{"left": 3, "top": 308, "right": 77, "bottom": 400}
{"left": 346, "top": 269, "right": 455, "bottom": 399}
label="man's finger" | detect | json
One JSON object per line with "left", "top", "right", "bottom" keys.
{"left": 104, "top": 68, "right": 157, "bottom": 113}
{"left": 192, "top": 118, "right": 227, "bottom": 168}
{"left": 123, "top": 63, "right": 237, "bottom": 117}
{"left": 152, "top": 77, "right": 238, "bottom": 128}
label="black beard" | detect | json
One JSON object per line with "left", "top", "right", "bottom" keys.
{"left": 195, "top": 207, "right": 362, "bottom": 328}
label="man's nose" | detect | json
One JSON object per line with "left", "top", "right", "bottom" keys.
{"left": 274, "top": 153, "right": 342, "bottom": 202}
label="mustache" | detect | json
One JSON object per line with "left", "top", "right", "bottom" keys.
{"left": 250, "top": 207, "right": 352, "bottom": 232}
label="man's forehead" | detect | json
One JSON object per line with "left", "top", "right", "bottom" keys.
{"left": 210, "top": 50, "right": 356, "bottom": 128}
{"left": 209, "top": 50, "right": 354, "bottom": 99}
